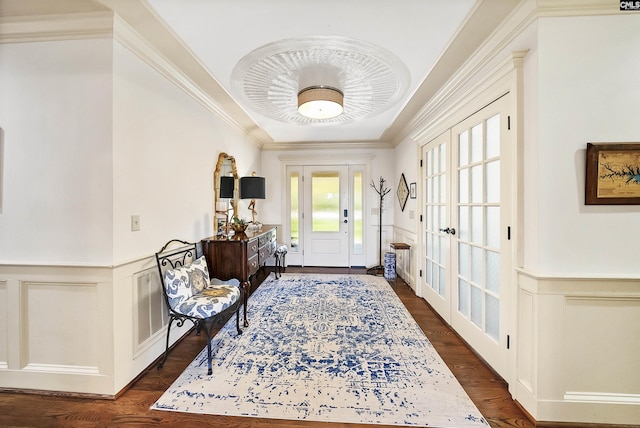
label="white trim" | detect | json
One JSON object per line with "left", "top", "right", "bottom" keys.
{"left": 279, "top": 155, "right": 374, "bottom": 267}
{"left": 278, "top": 154, "right": 376, "bottom": 165}
{"left": 0, "top": 12, "right": 114, "bottom": 43}
{"left": 265, "top": 141, "right": 393, "bottom": 151}
{"left": 111, "top": 16, "right": 261, "bottom": 148}
{"left": 564, "top": 392, "right": 640, "bottom": 404}
{"left": 23, "top": 364, "right": 100, "bottom": 375}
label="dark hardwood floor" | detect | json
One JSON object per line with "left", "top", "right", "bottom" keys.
{"left": 0, "top": 267, "right": 537, "bottom": 427}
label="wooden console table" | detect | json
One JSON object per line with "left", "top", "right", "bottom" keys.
{"left": 201, "top": 225, "right": 277, "bottom": 326}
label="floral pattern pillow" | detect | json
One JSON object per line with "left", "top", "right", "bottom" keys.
{"left": 164, "top": 256, "right": 210, "bottom": 307}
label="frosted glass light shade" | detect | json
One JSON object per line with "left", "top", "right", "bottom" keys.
{"left": 297, "top": 86, "right": 344, "bottom": 119}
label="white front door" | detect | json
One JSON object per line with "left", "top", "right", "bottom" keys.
{"left": 302, "top": 165, "right": 350, "bottom": 266}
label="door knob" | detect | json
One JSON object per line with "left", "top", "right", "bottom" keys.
{"left": 439, "top": 227, "right": 456, "bottom": 235}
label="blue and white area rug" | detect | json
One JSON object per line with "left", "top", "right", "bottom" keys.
{"left": 152, "top": 274, "right": 488, "bottom": 427}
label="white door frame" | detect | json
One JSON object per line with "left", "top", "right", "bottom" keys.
{"left": 280, "top": 155, "right": 373, "bottom": 267}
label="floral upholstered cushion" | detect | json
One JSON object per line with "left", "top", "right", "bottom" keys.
{"left": 164, "top": 256, "right": 241, "bottom": 318}
{"left": 172, "top": 284, "right": 240, "bottom": 318}
{"left": 164, "top": 256, "right": 210, "bottom": 307}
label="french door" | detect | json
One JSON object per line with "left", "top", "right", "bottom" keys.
{"left": 286, "top": 164, "right": 365, "bottom": 267}
{"left": 421, "top": 95, "right": 512, "bottom": 379}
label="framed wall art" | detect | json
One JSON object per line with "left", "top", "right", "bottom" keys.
{"left": 410, "top": 182, "right": 416, "bottom": 199}
{"left": 585, "top": 142, "right": 640, "bottom": 205}
{"left": 397, "top": 173, "right": 409, "bottom": 211}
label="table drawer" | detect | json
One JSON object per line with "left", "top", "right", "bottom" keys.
{"left": 247, "top": 254, "right": 259, "bottom": 276}
{"left": 258, "top": 229, "right": 275, "bottom": 247}
{"left": 248, "top": 238, "right": 259, "bottom": 258}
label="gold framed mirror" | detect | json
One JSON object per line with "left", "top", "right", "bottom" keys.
{"left": 214, "top": 152, "right": 238, "bottom": 233}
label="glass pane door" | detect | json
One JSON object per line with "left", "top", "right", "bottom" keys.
{"left": 456, "top": 114, "right": 501, "bottom": 342}
{"left": 449, "top": 94, "right": 511, "bottom": 380}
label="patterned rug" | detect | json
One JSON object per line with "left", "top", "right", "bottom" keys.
{"left": 151, "top": 274, "right": 488, "bottom": 427}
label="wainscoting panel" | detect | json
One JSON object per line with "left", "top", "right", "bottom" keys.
{"left": 516, "top": 287, "right": 534, "bottom": 395}
{"left": 0, "top": 264, "right": 114, "bottom": 395}
{"left": 0, "top": 281, "right": 7, "bottom": 369}
{"left": 515, "top": 271, "right": 640, "bottom": 426}
{"left": 21, "top": 281, "right": 99, "bottom": 372}
{"left": 564, "top": 297, "right": 640, "bottom": 399}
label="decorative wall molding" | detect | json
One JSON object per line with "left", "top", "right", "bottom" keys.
{"left": 411, "top": 50, "right": 527, "bottom": 145}
{"left": 0, "top": 9, "right": 268, "bottom": 149}
{"left": 537, "top": 0, "right": 626, "bottom": 16}
{"left": 267, "top": 140, "right": 392, "bottom": 151}
{"left": 515, "top": 270, "right": 640, "bottom": 425}
{"left": 0, "top": 12, "right": 114, "bottom": 43}
{"left": 111, "top": 15, "right": 258, "bottom": 148}
{"left": 402, "top": 0, "right": 626, "bottom": 146}
{"left": 278, "top": 153, "right": 376, "bottom": 164}
{"left": 0, "top": 259, "right": 187, "bottom": 396}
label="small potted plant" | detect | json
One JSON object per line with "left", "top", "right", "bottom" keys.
{"left": 230, "top": 216, "right": 248, "bottom": 234}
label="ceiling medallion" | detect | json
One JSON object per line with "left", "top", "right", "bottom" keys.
{"left": 230, "top": 36, "right": 410, "bottom": 125}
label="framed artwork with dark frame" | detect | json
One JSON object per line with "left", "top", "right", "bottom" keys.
{"left": 585, "top": 142, "right": 640, "bottom": 205}
{"left": 397, "top": 173, "right": 409, "bottom": 211}
{"left": 410, "top": 182, "right": 416, "bottom": 199}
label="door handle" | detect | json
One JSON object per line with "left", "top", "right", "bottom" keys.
{"left": 439, "top": 227, "right": 456, "bottom": 235}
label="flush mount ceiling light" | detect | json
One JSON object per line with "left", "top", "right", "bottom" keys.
{"left": 297, "top": 86, "right": 344, "bottom": 119}
{"left": 230, "top": 36, "right": 410, "bottom": 124}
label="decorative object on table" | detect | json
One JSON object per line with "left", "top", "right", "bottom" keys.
{"left": 410, "top": 181, "right": 416, "bottom": 199}
{"left": 397, "top": 173, "right": 409, "bottom": 211}
{"left": 367, "top": 176, "right": 390, "bottom": 276}
{"left": 151, "top": 274, "right": 488, "bottom": 427}
{"left": 240, "top": 172, "right": 266, "bottom": 225}
{"left": 230, "top": 216, "right": 248, "bottom": 234}
{"left": 585, "top": 142, "right": 640, "bottom": 205}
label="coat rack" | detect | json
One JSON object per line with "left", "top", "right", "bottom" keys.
{"left": 367, "top": 176, "right": 390, "bottom": 276}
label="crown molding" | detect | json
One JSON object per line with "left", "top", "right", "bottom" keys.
{"left": 396, "top": 0, "right": 630, "bottom": 146}
{"left": 0, "top": 3, "right": 272, "bottom": 149}
{"left": 264, "top": 140, "right": 393, "bottom": 152}
{"left": 411, "top": 50, "right": 528, "bottom": 145}
{"left": 536, "top": 0, "right": 624, "bottom": 16}
{"left": 112, "top": 15, "right": 262, "bottom": 147}
{"left": 278, "top": 153, "right": 376, "bottom": 163}
{"left": 0, "top": 11, "right": 114, "bottom": 43}
{"left": 101, "top": 0, "right": 271, "bottom": 148}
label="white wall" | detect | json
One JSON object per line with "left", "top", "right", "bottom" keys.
{"left": 111, "top": 41, "right": 261, "bottom": 264}
{"left": 516, "top": 12, "right": 640, "bottom": 426}
{"left": 534, "top": 14, "right": 640, "bottom": 276}
{"left": 394, "top": 136, "right": 419, "bottom": 232}
{"left": 398, "top": 4, "right": 640, "bottom": 425}
{"left": 392, "top": 136, "right": 419, "bottom": 287}
{"left": 0, "top": 24, "right": 262, "bottom": 395}
{"left": 0, "top": 38, "right": 114, "bottom": 265}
